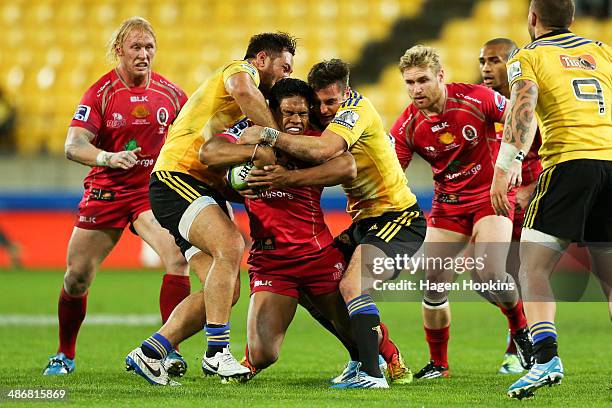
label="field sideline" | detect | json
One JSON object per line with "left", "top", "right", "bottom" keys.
{"left": 0, "top": 269, "right": 609, "bottom": 407}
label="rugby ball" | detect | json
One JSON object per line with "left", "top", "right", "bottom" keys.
{"left": 227, "top": 161, "right": 255, "bottom": 191}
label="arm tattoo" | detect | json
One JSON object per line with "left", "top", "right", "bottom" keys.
{"left": 503, "top": 80, "right": 539, "bottom": 147}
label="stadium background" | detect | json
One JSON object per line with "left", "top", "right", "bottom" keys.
{"left": 0, "top": 0, "right": 610, "bottom": 268}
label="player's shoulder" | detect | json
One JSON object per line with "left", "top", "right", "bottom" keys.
{"left": 82, "top": 70, "right": 117, "bottom": 100}
{"left": 223, "top": 60, "right": 258, "bottom": 77}
{"left": 339, "top": 90, "right": 367, "bottom": 110}
{"left": 447, "top": 82, "right": 495, "bottom": 105}
{"left": 150, "top": 71, "right": 186, "bottom": 97}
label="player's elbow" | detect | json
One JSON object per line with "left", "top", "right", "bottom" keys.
{"left": 64, "top": 142, "right": 77, "bottom": 162}
{"left": 338, "top": 154, "right": 357, "bottom": 183}
{"left": 198, "top": 143, "right": 221, "bottom": 168}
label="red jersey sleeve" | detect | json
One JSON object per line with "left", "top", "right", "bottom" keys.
{"left": 473, "top": 84, "right": 507, "bottom": 124}
{"left": 70, "top": 85, "right": 103, "bottom": 135}
{"left": 390, "top": 108, "right": 414, "bottom": 169}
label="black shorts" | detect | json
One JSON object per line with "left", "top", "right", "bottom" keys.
{"left": 334, "top": 203, "right": 427, "bottom": 278}
{"left": 523, "top": 159, "right": 612, "bottom": 242}
{"left": 149, "top": 171, "right": 230, "bottom": 256}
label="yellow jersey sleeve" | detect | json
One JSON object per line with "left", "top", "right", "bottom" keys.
{"left": 507, "top": 49, "right": 538, "bottom": 87}
{"left": 222, "top": 61, "right": 260, "bottom": 88}
{"left": 327, "top": 95, "right": 372, "bottom": 148}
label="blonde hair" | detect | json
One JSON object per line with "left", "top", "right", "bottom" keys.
{"left": 107, "top": 16, "right": 156, "bottom": 62}
{"left": 398, "top": 45, "right": 442, "bottom": 74}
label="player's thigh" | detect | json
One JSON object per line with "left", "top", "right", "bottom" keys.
{"left": 472, "top": 215, "right": 512, "bottom": 278}
{"left": 133, "top": 210, "right": 188, "bottom": 275}
{"left": 424, "top": 226, "right": 469, "bottom": 282}
{"left": 149, "top": 171, "right": 242, "bottom": 261}
{"left": 247, "top": 291, "right": 297, "bottom": 351}
{"left": 188, "top": 204, "right": 244, "bottom": 261}
{"left": 65, "top": 227, "right": 122, "bottom": 280}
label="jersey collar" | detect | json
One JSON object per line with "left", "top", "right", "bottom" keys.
{"left": 534, "top": 28, "right": 572, "bottom": 41}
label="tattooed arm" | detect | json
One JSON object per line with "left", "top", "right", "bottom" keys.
{"left": 491, "top": 79, "right": 539, "bottom": 216}
{"left": 502, "top": 79, "right": 539, "bottom": 150}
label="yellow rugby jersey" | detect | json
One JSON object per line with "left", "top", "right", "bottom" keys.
{"left": 507, "top": 31, "right": 612, "bottom": 169}
{"left": 327, "top": 90, "right": 417, "bottom": 221}
{"left": 154, "top": 60, "right": 260, "bottom": 186}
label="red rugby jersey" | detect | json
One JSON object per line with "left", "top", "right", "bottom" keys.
{"left": 391, "top": 83, "right": 506, "bottom": 207}
{"left": 218, "top": 127, "right": 334, "bottom": 259}
{"left": 493, "top": 123, "right": 543, "bottom": 186}
{"left": 70, "top": 69, "right": 187, "bottom": 193}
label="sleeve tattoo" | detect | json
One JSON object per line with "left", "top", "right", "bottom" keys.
{"left": 503, "top": 79, "right": 539, "bottom": 146}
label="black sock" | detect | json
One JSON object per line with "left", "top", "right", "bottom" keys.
{"left": 534, "top": 337, "right": 558, "bottom": 364}
{"left": 140, "top": 345, "right": 160, "bottom": 359}
{"left": 351, "top": 314, "right": 382, "bottom": 378}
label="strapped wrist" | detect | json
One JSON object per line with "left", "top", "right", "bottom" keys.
{"left": 96, "top": 151, "right": 112, "bottom": 167}
{"left": 260, "top": 127, "right": 279, "bottom": 147}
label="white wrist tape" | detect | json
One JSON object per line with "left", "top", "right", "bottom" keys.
{"left": 261, "top": 127, "right": 280, "bottom": 147}
{"left": 96, "top": 151, "right": 112, "bottom": 167}
{"left": 496, "top": 143, "right": 524, "bottom": 172}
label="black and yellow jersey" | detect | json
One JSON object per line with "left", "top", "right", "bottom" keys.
{"left": 327, "top": 90, "right": 417, "bottom": 221}
{"left": 507, "top": 30, "right": 612, "bottom": 169}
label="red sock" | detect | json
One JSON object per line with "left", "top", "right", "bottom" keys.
{"left": 499, "top": 300, "right": 527, "bottom": 335}
{"left": 424, "top": 326, "right": 450, "bottom": 368}
{"left": 378, "top": 322, "right": 399, "bottom": 363}
{"left": 58, "top": 287, "right": 87, "bottom": 360}
{"left": 160, "top": 274, "right": 190, "bottom": 323}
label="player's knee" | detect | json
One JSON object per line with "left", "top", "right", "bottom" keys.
{"left": 210, "top": 231, "right": 245, "bottom": 266}
{"left": 338, "top": 277, "right": 360, "bottom": 302}
{"left": 64, "top": 264, "right": 94, "bottom": 295}
{"left": 249, "top": 345, "right": 279, "bottom": 369}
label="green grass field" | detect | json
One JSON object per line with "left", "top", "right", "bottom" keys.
{"left": 0, "top": 269, "right": 610, "bottom": 407}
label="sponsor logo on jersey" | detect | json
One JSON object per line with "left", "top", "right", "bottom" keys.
{"left": 434, "top": 193, "right": 460, "bottom": 204}
{"left": 445, "top": 163, "right": 481, "bottom": 181}
{"left": 79, "top": 215, "right": 96, "bottom": 223}
{"left": 131, "top": 104, "right": 150, "bottom": 119}
{"left": 96, "top": 80, "right": 111, "bottom": 97}
{"left": 130, "top": 95, "right": 149, "bottom": 103}
{"left": 258, "top": 190, "right": 294, "bottom": 200}
{"left": 225, "top": 118, "right": 251, "bottom": 139}
{"left": 331, "top": 110, "right": 360, "bottom": 130}
{"left": 438, "top": 132, "right": 455, "bottom": 145}
{"left": 462, "top": 125, "right": 478, "bottom": 141}
{"left": 431, "top": 122, "right": 449, "bottom": 132}
{"left": 73, "top": 105, "right": 91, "bottom": 122}
{"left": 254, "top": 280, "right": 273, "bottom": 287}
{"left": 124, "top": 138, "right": 139, "bottom": 152}
{"left": 507, "top": 61, "right": 522, "bottom": 82}
{"left": 494, "top": 92, "right": 506, "bottom": 112}
{"left": 106, "top": 112, "right": 126, "bottom": 128}
{"left": 156, "top": 107, "right": 169, "bottom": 126}
{"left": 333, "top": 262, "right": 345, "bottom": 280}
{"left": 240, "top": 63, "right": 258, "bottom": 77}
{"left": 460, "top": 94, "right": 482, "bottom": 104}
{"left": 559, "top": 54, "right": 596, "bottom": 70}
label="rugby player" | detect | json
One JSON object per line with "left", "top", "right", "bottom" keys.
{"left": 236, "top": 79, "right": 413, "bottom": 385}
{"left": 490, "top": 0, "right": 612, "bottom": 399}
{"left": 125, "top": 32, "right": 295, "bottom": 385}
{"left": 391, "top": 45, "right": 533, "bottom": 379}
{"left": 43, "top": 17, "right": 190, "bottom": 376}
{"left": 239, "top": 59, "right": 426, "bottom": 389}
{"left": 203, "top": 78, "right": 357, "bottom": 379}
{"left": 479, "top": 37, "right": 542, "bottom": 374}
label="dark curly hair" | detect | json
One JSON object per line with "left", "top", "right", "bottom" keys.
{"left": 307, "top": 59, "right": 350, "bottom": 91}
{"left": 244, "top": 32, "right": 297, "bottom": 59}
{"left": 268, "top": 78, "right": 316, "bottom": 111}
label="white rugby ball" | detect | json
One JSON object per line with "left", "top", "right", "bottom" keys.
{"left": 227, "top": 161, "right": 255, "bottom": 191}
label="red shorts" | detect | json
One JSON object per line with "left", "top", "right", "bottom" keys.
{"left": 248, "top": 244, "right": 345, "bottom": 299}
{"left": 75, "top": 188, "right": 150, "bottom": 230}
{"left": 428, "top": 193, "right": 515, "bottom": 236}
{"left": 512, "top": 206, "right": 525, "bottom": 241}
